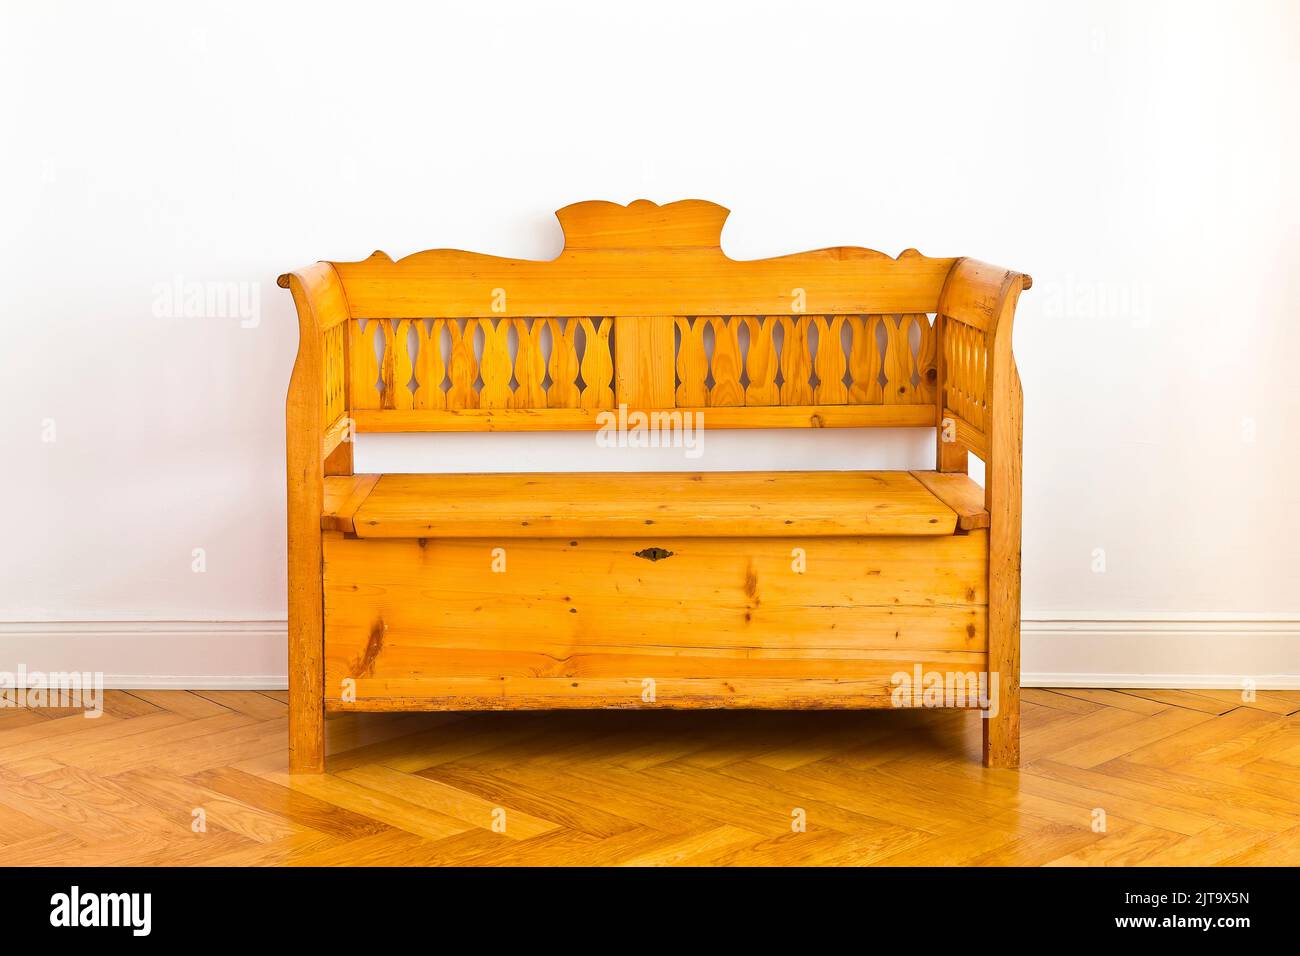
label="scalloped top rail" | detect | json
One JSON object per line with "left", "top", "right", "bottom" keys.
{"left": 555, "top": 199, "right": 733, "bottom": 251}
{"left": 325, "top": 200, "right": 964, "bottom": 318}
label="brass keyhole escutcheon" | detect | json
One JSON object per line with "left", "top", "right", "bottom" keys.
{"left": 634, "top": 547, "right": 674, "bottom": 562}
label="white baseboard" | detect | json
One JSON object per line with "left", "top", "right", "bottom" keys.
{"left": 79, "top": 675, "right": 289, "bottom": 690}
{"left": 1021, "top": 673, "right": 1300, "bottom": 690}
{"left": 0, "top": 620, "right": 288, "bottom": 690}
{"left": 2, "top": 615, "right": 1297, "bottom": 691}
{"left": 1021, "top": 614, "right": 1300, "bottom": 689}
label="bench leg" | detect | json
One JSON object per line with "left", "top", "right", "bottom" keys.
{"left": 983, "top": 499, "right": 1020, "bottom": 768}
{"left": 983, "top": 530, "right": 1020, "bottom": 768}
{"left": 288, "top": 678, "right": 324, "bottom": 774}
{"left": 287, "top": 528, "right": 325, "bottom": 774}
{"left": 983, "top": 363, "right": 1022, "bottom": 770}
{"left": 284, "top": 269, "right": 332, "bottom": 774}
{"left": 982, "top": 668, "right": 1020, "bottom": 768}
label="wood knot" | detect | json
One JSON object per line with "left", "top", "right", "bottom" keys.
{"left": 351, "top": 618, "right": 386, "bottom": 678}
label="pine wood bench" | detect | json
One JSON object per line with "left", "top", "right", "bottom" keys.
{"left": 281, "top": 200, "right": 1029, "bottom": 773}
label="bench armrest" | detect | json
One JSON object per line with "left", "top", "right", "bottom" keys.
{"left": 934, "top": 257, "right": 1029, "bottom": 470}
{"left": 935, "top": 257, "right": 1028, "bottom": 767}
{"left": 281, "top": 263, "right": 351, "bottom": 461}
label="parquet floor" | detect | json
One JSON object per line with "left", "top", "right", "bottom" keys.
{"left": 1, "top": 688, "right": 1297, "bottom": 866}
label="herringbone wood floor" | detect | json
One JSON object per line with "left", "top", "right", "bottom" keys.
{"left": 1, "top": 688, "right": 1297, "bottom": 866}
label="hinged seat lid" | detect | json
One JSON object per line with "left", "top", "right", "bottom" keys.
{"left": 322, "top": 470, "right": 976, "bottom": 538}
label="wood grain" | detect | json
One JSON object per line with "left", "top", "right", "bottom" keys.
{"left": 323, "top": 532, "right": 988, "bottom": 707}
{"left": 349, "top": 471, "right": 960, "bottom": 538}
{"left": 321, "top": 475, "right": 381, "bottom": 533}
{"left": 614, "top": 317, "right": 674, "bottom": 409}
{"left": 3, "top": 689, "right": 1294, "bottom": 867}
{"left": 349, "top": 404, "right": 937, "bottom": 432}
{"left": 909, "top": 471, "right": 990, "bottom": 531}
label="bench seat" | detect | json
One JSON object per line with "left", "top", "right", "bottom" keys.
{"left": 322, "top": 470, "right": 988, "bottom": 539}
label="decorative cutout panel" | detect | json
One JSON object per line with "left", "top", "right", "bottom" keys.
{"left": 322, "top": 323, "right": 346, "bottom": 425}
{"left": 674, "top": 314, "right": 936, "bottom": 408}
{"left": 941, "top": 316, "right": 988, "bottom": 431}
{"left": 349, "top": 317, "right": 615, "bottom": 412}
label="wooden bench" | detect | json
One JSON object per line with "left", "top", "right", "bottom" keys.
{"left": 281, "top": 199, "right": 1030, "bottom": 773}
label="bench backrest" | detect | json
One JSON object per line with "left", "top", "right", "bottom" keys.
{"left": 281, "top": 199, "right": 1029, "bottom": 470}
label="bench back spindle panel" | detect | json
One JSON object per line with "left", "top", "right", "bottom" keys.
{"left": 282, "top": 199, "right": 1027, "bottom": 450}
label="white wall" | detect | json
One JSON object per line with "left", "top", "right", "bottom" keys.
{"left": 2, "top": 0, "right": 1297, "bottom": 684}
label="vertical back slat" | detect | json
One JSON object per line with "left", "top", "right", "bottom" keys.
{"left": 391, "top": 319, "right": 415, "bottom": 411}
{"left": 947, "top": 324, "right": 963, "bottom": 421}
{"left": 512, "top": 318, "right": 548, "bottom": 408}
{"left": 446, "top": 318, "right": 479, "bottom": 409}
{"left": 675, "top": 316, "right": 708, "bottom": 406}
{"left": 707, "top": 316, "right": 743, "bottom": 406}
{"left": 847, "top": 315, "right": 883, "bottom": 404}
{"left": 350, "top": 319, "right": 381, "bottom": 410}
{"left": 742, "top": 316, "right": 779, "bottom": 406}
{"left": 376, "top": 320, "right": 396, "bottom": 410}
{"left": 578, "top": 317, "right": 614, "bottom": 409}
{"left": 547, "top": 318, "right": 581, "bottom": 408}
{"left": 941, "top": 317, "right": 989, "bottom": 431}
{"left": 479, "top": 318, "right": 513, "bottom": 409}
{"left": 956, "top": 323, "right": 967, "bottom": 424}
{"left": 415, "top": 319, "right": 446, "bottom": 410}
{"left": 948, "top": 325, "right": 963, "bottom": 421}
{"left": 812, "top": 315, "right": 847, "bottom": 405}
{"left": 882, "top": 314, "right": 914, "bottom": 405}
{"left": 778, "top": 315, "right": 813, "bottom": 405}
{"left": 322, "top": 323, "right": 346, "bottom": 423}
{"left": 916, "top": 314, "right": 937, "bottom": 405}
